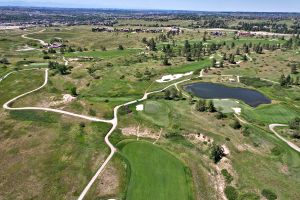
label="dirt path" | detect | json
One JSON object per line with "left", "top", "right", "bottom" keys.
{"left": 0, "top": 67, "right": 194, "bottom": 200}
{"left": 21, "top": 29, "right": 48, "bottom": 46}
{"left": 269, "top": 124, "right": 300, "bottom": 153}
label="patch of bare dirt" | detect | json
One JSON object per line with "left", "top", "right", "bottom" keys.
{"left": 93, "top": 162, "right": 120, "bottom": 199}
{"left": 185, "top": 133, "right": 214, "bottom": 145}
{"left": 279, "top": 164, "right": 289, "bottom": 175}
{"left": 210, "top": 145, "right": 238, "bottom": 200}
{"left": 49, "top": 94, "right": 76, "bottom": 107}
{"left": 121, "top": 126, "right": 160, "bottom": 140}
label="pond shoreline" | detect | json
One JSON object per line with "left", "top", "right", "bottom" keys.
{"left": 184, "top": 82, "right": 271, "bottom": 107}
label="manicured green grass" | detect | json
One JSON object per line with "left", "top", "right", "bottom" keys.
{"left": 213, "top": 99, "right": 241, "bottom": 113}
{"left": 137, "top": 100, "right": 170, "bottom": 127}
{"left": 119, "top": 140, "right": 194, "bottom": 200}
{"left": 242, "top": 103, "right": 300, "bottom": 124}
{"left": 64, "top": 48, "right": 141, "bottom": 59}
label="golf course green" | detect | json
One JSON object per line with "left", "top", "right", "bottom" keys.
{"left": 120, "top": 140, "right": 194, "bottom": 200}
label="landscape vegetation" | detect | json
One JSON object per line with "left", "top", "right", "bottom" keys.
{"left": 0, "top": 6, "right": 300, "bottom": 200}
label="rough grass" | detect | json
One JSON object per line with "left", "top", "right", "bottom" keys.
{"left": 119, "top": 140, "right": 194, "bottom": 200}
{"left": 64, "top": 48, "right": 141, "bottom": 59}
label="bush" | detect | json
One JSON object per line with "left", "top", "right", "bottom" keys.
{"left": 70, "top": 87, "right": 78, "bottom": 96}
{"left": 211, "top": 145, "right": 225, "bottom": 163}
{"left": 215, "top": 111, "right": 225, "bottom": 119}
{"left": 230, "top": 120, "right": 242, "bottom": 129}
{"left": 261, "top": 189, "right": 277, "bottom": 200}
{"left": 239, "top": 192, "right": 260, "bottom": 200}
{"left": 224, "top": 186, "right": 238, "bottom": 200}
{"left": 88, "top": 108, "right": 96, "bottom": 116}
{"left": 221, "top": 169, "right": 233, "bottom": 184}
{"left": 271, "top": 146, "right": 283, "bottom": 156}
{"left": 289, "top": 117, "right": 300, "bottom": 130}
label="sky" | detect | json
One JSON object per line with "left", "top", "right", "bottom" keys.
{"left": 1, "top": 0, "right": 300, "bottom": 12}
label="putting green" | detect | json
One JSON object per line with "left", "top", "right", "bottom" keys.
{"left": 120, "top": 141, "right": 194, "bottom": 200}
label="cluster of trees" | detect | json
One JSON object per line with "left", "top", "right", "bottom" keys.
{"left": 234, "top": 21, "right": 299, "bottom": 34}
{"left": 48, "top": 61, "right": 71, "bottom": 75}
{"left": 279, "top": 74, "right": 299, "bottom": 87}
{"left": 142, "top": 38, "right": 157, "bottom": 51}
{"left": 195, "top": 99, "right": 216, "bottom": 112}
{"left": 282, "top": 35, "right": 300, "bottom": 49}
{"left": 164, "top": 88, "right": 183, "bottom": 100}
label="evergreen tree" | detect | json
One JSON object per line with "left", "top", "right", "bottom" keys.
{"left": 207, "top": 100, "right": 216, "bottom": 112}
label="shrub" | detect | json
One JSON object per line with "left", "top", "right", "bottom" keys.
{"left": 224, "top": 186, "right": 238, "bottom": 200}
{"left": 271, "top": 146, "right": 283, "bottom": 156}
{"left": 88, "top": 108, "right": 96, "bottom": 116}
{"left": 215, "top": 111, "right": 225, "bottom": 119}
{"left": 221, "top": 169, "right": 233, "bottom": 184}
{"left": 230, "top": 120, "right": 242, "bottom": 129}
{"left": 211, "top": 144, "right": 225, "bottom": 163}
{"left": 70, "top": 87, "right": 78, "bottom": 96}
{"left": 261, "top": 189, "right": 277, "bottom": 200}
{"left": 289, "top": 117, "right": 300, "bottom": 130}
{"left": 239, "top": 192, "right": 260, "bottom": 200}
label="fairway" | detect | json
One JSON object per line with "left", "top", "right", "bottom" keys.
{"left": 120, "top": 141, "right": 194, "bottom": 200}
{"left": 242, "top": 103, "right": 300, "bottom": 124}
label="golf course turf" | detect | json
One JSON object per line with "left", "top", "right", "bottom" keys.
{"left": 119, "top": 140, "right": 194, "bottom": 200}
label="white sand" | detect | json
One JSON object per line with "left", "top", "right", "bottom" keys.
{"left": 156, "top": 71, "right": 193, "bottom": 83}
{"left": 136, "top": 104, "right": 144, "bottom": 111}
{"left": 232, "top": 107, "right": 241, "bottom": 115}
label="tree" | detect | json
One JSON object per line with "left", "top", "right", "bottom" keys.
{"left": 289, "top": 117, "right": 300, "bottom": 130}
{"left": 207, "top": 100, "right": 216, "bottom": 112}
{"left": 231, "top": 120, "right": 242, "bottom": 129}
{"left": 291, "top": 64, "right": 298, "bottom": 74}
{"left": 219, "top": 60, "right": 224, "bottom": 68}
{"left": 142, "top": 37, "right": 147, "bottom": 44}
{"left": 118, "top": 45, "right": 124, "bottom": 50}
{"left": 164, "top": 89, "right": 171, "bottom": 100}
{"left": 0, "top": 58, "right": 9, "bottom": 64}
{"left": 211, "top": 144, "right": 225, "bottom": 163}
{"left": 195, "top": 99, "right": 206, "bottom": 112}
{"left": 148, "top": 38, "right": 157, "bottom": 51}
{"left": 215, "top": 111, "right": 225, "bottom": 119}
{"left": 162, "top": 56, "right": 170, "bottom": 66}
{"left": 279, "top": 74, "right": 287, "bottom": 86}
{"left": 235, "top": 47, "right": 240, "bottom": 55}
{"left": 211, "top": 58, "right": 216, "bottom": 67}
{"left": 70, "top": 86, "right": 78, "bottom": 96}
{"left": 57, "top": 64, "right": 68, "bottom": 75}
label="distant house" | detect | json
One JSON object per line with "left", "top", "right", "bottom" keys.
{"left": 210, "top": 31, "right": 225, "bottom": 36}
{"left": 48, "top": 42, "right": 64, "bottom": 49}
{"left": 237, "top": 31, "right": 255, "bottom": 37}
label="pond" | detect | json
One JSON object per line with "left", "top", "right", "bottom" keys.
{"left": 184, "top": 82, "right": 271, "bottom": 107}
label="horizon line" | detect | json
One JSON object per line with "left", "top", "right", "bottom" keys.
{"left": 1, "top": 5, "right": 300, "bottom": 14}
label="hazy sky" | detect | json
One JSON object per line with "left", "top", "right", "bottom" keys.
{"left": 1, "top": 0, "right": 300, "bottom": 12}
